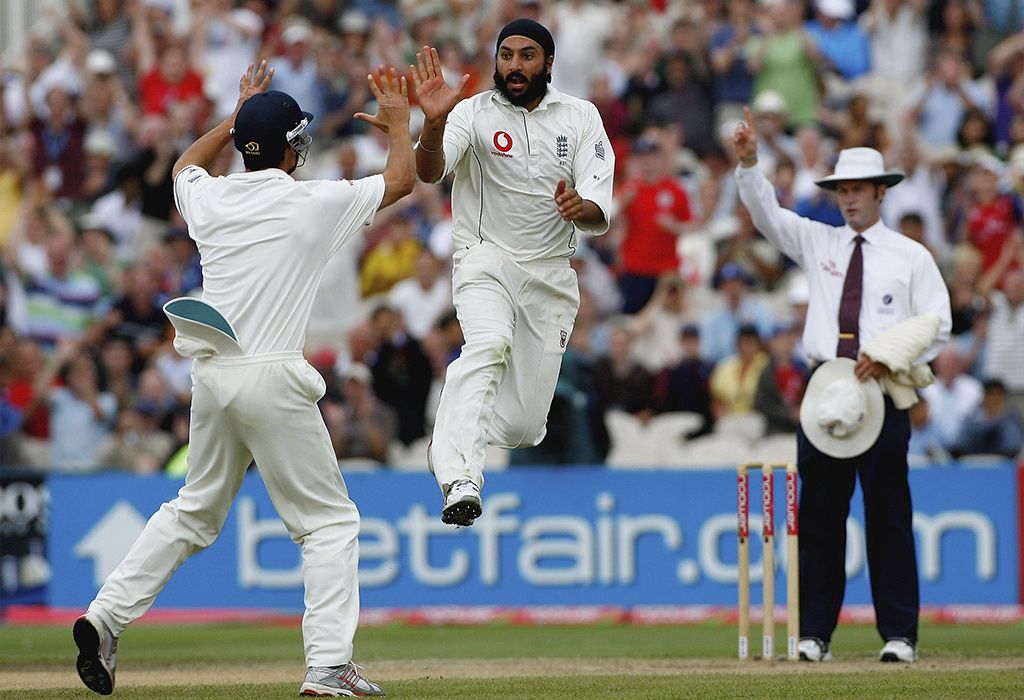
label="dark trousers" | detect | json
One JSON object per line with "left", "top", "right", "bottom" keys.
{"left": 618, "top": 273, "right": 657, "bottom": 315}
{"left": 796, "top": 396, "right": 919, "bottom": 644}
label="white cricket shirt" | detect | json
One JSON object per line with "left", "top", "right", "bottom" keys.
{"left": 434, "top": 87, "right": 615, "bottom": 261}
{"left": 173, "top": 166, "right": 384, "bottom": 354}
{"left": 736, "top": 164, "right": 951, "bottom": 364}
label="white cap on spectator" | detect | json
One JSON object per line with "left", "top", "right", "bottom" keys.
{"left": 344, "top": 363, "right": 372, "bottom": 384}
{"left": 37, "top": 70, "right": 80, "bottom": 98}
{"left": 85, "top": 49, "right": 117, "bottom": 75}
{"left": 816, "top": 0, "right": 853, "bottom": 20}
{"left": 84, "top": 130, "right": 118, "bottom": 157}
{"left": 282, "top": 22, "right": 313, "bottom": 46}
{"left": 752, "top": 90, "right": 788, "bottom": 116}
{"left": 339, "top": 10, "right": 370, "bottom": 34}
{"left": 409, "top": 2, "right": 444, "bottom": 25}
{"left": 972, "top": 152, "right": 1006, "bottom": 177}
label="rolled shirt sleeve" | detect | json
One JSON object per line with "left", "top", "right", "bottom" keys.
{"left": 572, "top": 102, "right": 616, "bottom": 235}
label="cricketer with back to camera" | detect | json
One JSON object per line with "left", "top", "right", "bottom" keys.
{"left": 411, "top": 18, "right": 615, "bottom": 528}
{"left": 72, "top": 59, "right": 415, "bottom": 697}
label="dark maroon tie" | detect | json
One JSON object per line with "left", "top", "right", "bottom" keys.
{"left": 836, "top": 235, "right": 864, "bottom": 359}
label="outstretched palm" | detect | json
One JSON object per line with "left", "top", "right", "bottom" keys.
{"left": 410, "top": 46, "right": 469, "bottom": 122}
{"left": 354, "top": 67, "right": 409, "bottom": 134}
{"left": 237, "top": 60, "right": 274, "bottom": 105}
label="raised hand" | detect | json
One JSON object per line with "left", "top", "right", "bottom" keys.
{"left": 237, "top": 60, "right": 274, "bottom": 105}
{"left": 732, "top": 105, "right": 758, "bottom": 165}
{"left": 354, "top": 67, "right": 410, "bottom": 134}
{"left": 409, "top": 46, "right": 469, "bottom": 123}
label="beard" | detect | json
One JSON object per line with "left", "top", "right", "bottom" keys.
{"left": 493, "top": 68, "right": 549, "bottom": 107}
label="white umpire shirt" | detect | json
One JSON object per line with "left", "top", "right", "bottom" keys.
{"left": 736, "top": 164, "right": 951, "bottom": 364}
{"left": 430, "top": 87, "right": 615, "bottom": 261}
{"left": 173, "top": 166, "right": 385, "bottom": 355}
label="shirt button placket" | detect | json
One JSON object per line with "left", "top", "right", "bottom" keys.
{"left": 526, "top": 119, "right": 538, "bottom": 188}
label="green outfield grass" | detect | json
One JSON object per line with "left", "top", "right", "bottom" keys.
{"left": 2, "top": 621, "right": 1023, "bottom": 698}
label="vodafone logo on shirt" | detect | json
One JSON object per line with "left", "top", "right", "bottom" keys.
{"left": 491, "top": 131, "right": 514, "bottom": 158}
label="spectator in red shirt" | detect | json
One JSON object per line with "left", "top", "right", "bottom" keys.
{"left": 616, "top": 136, "right": 693, "bottom": 313}
{"left": 135, "top": 19, "right": 207, "bottom": 133}
{"left": 964, "top": 155, "right": 1023, "bottom": 287}
{"left": 7, "top": 338, "right": 51, "bottom": 467}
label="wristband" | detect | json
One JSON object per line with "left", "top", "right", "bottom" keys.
{"left": 416, "top": 140, "right": 443, "bottom": 153}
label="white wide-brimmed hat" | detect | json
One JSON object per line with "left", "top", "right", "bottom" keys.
{"left": 815, "top": 148, "right": 904, "bottom": 190}
{"left": 799, "top": 358, "right": 884, "bottom": 458}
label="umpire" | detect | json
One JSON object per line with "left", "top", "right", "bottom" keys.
{"left": 732, "top": 108, "right": 951, "bottom": 663}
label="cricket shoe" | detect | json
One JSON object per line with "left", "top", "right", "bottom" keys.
{"left": 797, "top": 637, "right": 832, "bottom": 662}
{"left": 299, "top": 662, "right": 385, "bottom": 696}
{"left": 880, "top": 638, "right": 917, "bottom": 663}
{"left": 74, "top": 612, "right": 118, "bottom": 695}
{"left": 441, "top": 479, "right": 482, "bottom": 526}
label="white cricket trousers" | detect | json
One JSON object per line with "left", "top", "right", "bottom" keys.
{"left": 89, "top": 351, "right": 361, "bottom": 667}
{"left": 431, "top": 241, "right": 579, "bottom": 491}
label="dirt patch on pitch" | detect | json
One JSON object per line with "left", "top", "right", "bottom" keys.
{"left": 5, "top": 656, "right": 1024, "bottom": 691}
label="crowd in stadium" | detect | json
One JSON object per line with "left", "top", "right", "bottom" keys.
{"left": 0, "top": 0, "right": 1021, "bottom": 473}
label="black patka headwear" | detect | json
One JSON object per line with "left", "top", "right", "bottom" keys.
{"left": 496, "top": 18, "right": 555, "bottom": 59}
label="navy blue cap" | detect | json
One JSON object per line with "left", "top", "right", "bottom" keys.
{"left": 232, "top": 91, "right": 313, "bottom": 168}
{"left": 633, "top": 137, "right": 660, "bottom": 154}
{"left": 737, "top": 322, "right": 760, "bottom": 338}
{"left": 714, "top": 262, "right": 753, "bottom": 288}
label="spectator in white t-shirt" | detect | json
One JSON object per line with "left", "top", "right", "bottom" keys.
{"left": 192, "top": 0, "right": 264, "bottom": 121}
{"left": 982, "top": 268, "right": 1024, "bottom": 418}
{"left": 920, "top": 345, "right": 983, "bottom": 449}
{"left": 387, "top": 249, "right": 452, "bottom": 341}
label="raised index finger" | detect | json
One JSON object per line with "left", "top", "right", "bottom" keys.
{"left": 743, "top": 105, "right": 754, "bottom": 131}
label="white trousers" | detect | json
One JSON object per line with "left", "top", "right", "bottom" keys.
{"left": 430, "top": 241, "right": 579, "bottom": 491}
{"left": 90, "top": 352, "right": 361, "bottom": 667}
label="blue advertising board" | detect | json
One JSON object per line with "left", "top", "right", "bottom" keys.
{"left": 47, "top": 466, "right": 1020, "bottom": 610}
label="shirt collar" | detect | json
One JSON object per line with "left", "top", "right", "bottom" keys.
{"left": 491, "top": 85, "right": 564, "bottom": 112}
{"left": 846, "top": 219, "right": 888, "bottom": 243}
{"left": 227, "top": 168, "right": 292, "bottom": 182}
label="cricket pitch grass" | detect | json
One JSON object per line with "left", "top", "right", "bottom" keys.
{"left": 2, "top": 621, "right": 1023, "bottom": 698}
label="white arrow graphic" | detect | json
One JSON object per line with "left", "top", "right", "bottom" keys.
{"left": 74, "top": 500, "right": 147, "bottom": 587}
